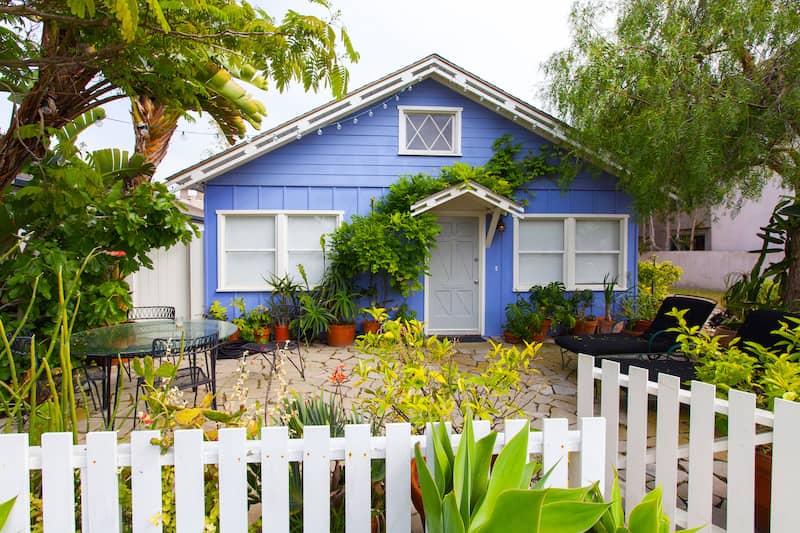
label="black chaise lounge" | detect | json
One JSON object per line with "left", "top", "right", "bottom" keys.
{"left": 555, "top": 295, "right": 718, "bottom": 369}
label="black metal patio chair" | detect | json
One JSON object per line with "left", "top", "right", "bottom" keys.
{"left": 134, "top": 332, "right": 219, "bottom": 426}
{"left": 555, "top": 294, "right": 718, "bottom": 368}
{"left": 127, "top": 306, "right": 176, "bottom": 321}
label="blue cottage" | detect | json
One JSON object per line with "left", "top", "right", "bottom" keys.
{"left": 167, "top": 55, "right": 636, "bottom": 337}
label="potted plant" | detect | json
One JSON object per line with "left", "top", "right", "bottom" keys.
{"left": 227, "top": 297, "right": 247, "bottom": 340}
{"left": 529, "top": 282, "right": 573, "bottom": 337}
{"left": 326, "top": 288, "right": 359, "bottom": 346}
{"left": 295, "top": 293, "right": 334, "bottom": 344}
{"left": 248, "top": 305, "right": 272, "bottom": 343}
{"left": 206, "top": 299, "right": 228, "bottom": 321}
{"left": 502, "top": 298, "right": 535, "bottom": 343}
{"left": 268, "top": 273, "right": 302, "bottom": 342}
{"left": 597, "top": 274, "right": 618, "bottom": 334}
{"left": 618, "top": 291, "right": 661, "bottom": 336}
{"left": 360, "top": 303, "right": 388, "bottom": 335}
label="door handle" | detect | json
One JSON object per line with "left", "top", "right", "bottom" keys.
{"left": 474, "top": 280, "right": 479, "bottom": 284}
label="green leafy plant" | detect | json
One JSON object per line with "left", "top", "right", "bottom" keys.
{"left": 570, "top": 289, "right": 595, "bottom": 319}
{"left": 206, "top": 300, "right": 229, "bottom": 321}
{"left": 352, "top": 319, "right": 540, "bottom": 432}
{"left": 414, "top": 415, "right": 610, "bottom": 533}
{"left": 326, "top": 288, "right": 359, "bottom": 325}
{"left": 602, "top": 274, "right": 618, "bottom": 320}
{"left": 502, "top": 298, "right": 536, "bottom": 341}
{"left": 295, "top": 293, "right": 334, "bottom": 344}
{"left": 638, "top": 257, "right": 683, "bottom": 301}
{"left": 0, "top": 496, "right": 16, "bottom": 529}
{"left": 529, "top": 282, "right": 576, "bottom": 331}
{"left": 588, "top": 470, "right": 703, "bottom": 533}
{"left": 361, "top": 304, "right": 389, "bottom": 323}
{"left": 267, "top": 273, "right": 303, "bottom": 326}
{"left": 618, "top": 291, "right": 662, "bottom": 322}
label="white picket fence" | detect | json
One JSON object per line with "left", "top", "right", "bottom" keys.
{"left": 577, "top": 353, "right": 800, "bottom": 533}
{"left": 0, "top": 417, "right": 606, "bottom": 533}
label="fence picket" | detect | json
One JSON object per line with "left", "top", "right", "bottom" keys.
{"left": 41, "top": 433, "right": 75, "bottom": 533}
{"left": 86, "top": 431, "right": 120, "bottom": 533}
{"left": 542, "top": 418, "right": 569, "bottom": 488}
{"left": 600, "top": 359, "right": 620, "bottom": 497}
{"left": 174, "top": 429, "right": 204, "bottom": 533}
{"left": 262, "top": 426, "right": 289, "bottom": 533}
{"left": 625, "top": 365, "right": 649, "bottom": 516}
{"left": 655, "top": 372, "right": 680, "bottom": 530}
{"left": 345, "top": 424, "right": 372, "bottom": 533}
{"left": 0, "top": 433, "right": 30, "bottom": 533}
{"left": 687, "top": 381, "right": 715, "bottom": 529}
{"left": 577, "top": 354, "right": 594, "bottom": 418}
{"left": 219, "top": 428, "right": 248, "bottom": 532}
{"left": 131, "top": 430, "right": 162, "bottom": 533}
{"left": 385, "top": 423, "right": 411, "bottom": 533}
{"left": 771, "top": 399, "right": 800, "bottom": 533}
{"left": 578, "top": 417, "right": 605, "bottom": 494}
{"left": 726, "top": 389, "right": 755, "bottom": 533}
{"left": 303, "top": 425, "right": 331, "bottom": 533}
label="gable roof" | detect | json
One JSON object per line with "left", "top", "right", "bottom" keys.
{"left": 166, "top": 54, "right": 575, "bottom": 192}
{"left": 410, "top": 181, "right": 524, "bottom": 217}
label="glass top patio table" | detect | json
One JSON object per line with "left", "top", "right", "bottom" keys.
{"left": 71, "top": 319, "right": 237, "bottom": 357}
{"left": 71, "top": 319, "right": 237, "bottom": 426}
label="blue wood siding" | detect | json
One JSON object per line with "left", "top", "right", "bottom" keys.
{"left": 204, "top": 79, "right": 636, "bottom": 335}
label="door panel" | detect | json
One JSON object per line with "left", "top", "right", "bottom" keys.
{"left": 428, "top": 217, "right": 480, "bottom": 333}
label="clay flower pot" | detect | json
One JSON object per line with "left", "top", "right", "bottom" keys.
{"left": 503, "top": 331, "right": 522, "bottom": 344}
{"left": 273, "top": 324, "right": 290, "bottom": 342}
{"left": 254, "top": 327, "right": 271, "bottom": 344}
{"left": 327, "top": 323, "right": 356, "bottom": 346}
{"left": 531, "top": 319, "right": 552, "bottom": 343}
{"left": 362, "top": 320, "right": 381, "bottom": 335}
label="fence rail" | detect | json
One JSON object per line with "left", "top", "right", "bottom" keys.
{"left": 0, "top": 417, "right": 605, "bottom": 533}
{"left": 577, "top": 353, "right": 800, "bottom": 533}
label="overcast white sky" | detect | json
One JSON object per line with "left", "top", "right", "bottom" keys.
{"left": 1, "top": 1, "right": 576, "bottom": 180}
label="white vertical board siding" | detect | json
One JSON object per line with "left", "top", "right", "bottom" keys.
{"left": 303, "top": 426, "right": 331, "bottom": 533}
{"left": 345, "top": 424, "right": 372, "bottom": 533}
{"left": 41, "top": 432, "right": 76, "bottom": 533}
{"left": 174, "top": 429, "right": 205, "bottom": 533}
{"left": 625, "top": 366, "right": 649, "bottom": 517}
{"left": 131, "top": 430, "right": 162, "bottom": 533}
{"left": 726, "top": 390, "right": 756, "bottom": 533}
{"left": 0, "top": 433, "right": 30, "bottom": 533}
{"left": 655, "top": 373, "right": 681, "bottom": 530}
{"left": 86, "top": 431, "right": 121, "bottom": 533}
{"left": 771, "top": 399, "right": 800, "bottom": 533}
{"left": 599, "top": 359, "right": 620, "bottom": 497}
{"left": 687, "top": 381, "right": 715, "bottom": 529}
{"left": 262, "top": 426, "right": 289, "bottom": 533}
{"left": 385, "top": 423, "right": 411, "bottom": 533}
{"left": 219, "top": 428, "right": 249, "bottom": 532}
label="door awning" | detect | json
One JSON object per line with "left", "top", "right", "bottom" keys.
{"left": 409, "top": 180, "right": 524, "bottom": 217}
{"left": 410, "top": 180, "right": 524, "bottom": 248}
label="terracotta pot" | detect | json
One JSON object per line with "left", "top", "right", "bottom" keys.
{"left": 327, "top": 323, "right": 356, "bottom": 346}
{"left": 503, "top": 331, "right": 522, "bottom": 344}
{"left": 229, "top": 329, "right": 240, "bottom": 341}
{"left": 715, "top": 326, "right": 737, "bottom": 347}
{"left": 755, "top": 451, "right": 771, "bottom": 532}
{"left": 274, "top": 324, "right": 290, "bottom": 342}
{"left": 363, "top": 320, "right": 381, "bottom": 334}
{"left": 581, "top": 319, "right": 599, "bottom": 335}
{"left": 634, "top": 319, "right": 653, "bottom": 332}
{"left": 531, "top": 319, "right": 552, "bottom": 343}
{"left": 597, "top": 317, "right": 616, "bottom": 334}
{"left": 254, "top": 327, "right": 271, "bottom": 344}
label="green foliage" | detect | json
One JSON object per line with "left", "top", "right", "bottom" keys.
{"left": 529, "top": 282, "right": 575, "bottom": 329}
{"left": 570, "top": 289, "right": 595, "bottom": 319}
{"left": 669, "top": 309, "right": 800, "bottom": 408}
{"left": 0, "top": 496, "right": 16, "bottom": 529}
{"left": 352, "top": 319, "right": 540, "bottom": 432}
{"left": 618, "top": 292, "right": 661, "bottom": 322}
{"left": 588, "top": 471, "right": 703, "bottom": 533}
{"left": 295, "top": 293, "right": 334, "bottom": 343}
{"left": 638, "top": 257, "right": 683, "bottom": 300}
{"left": 326, "top": 288, "right": 359, "bottom": 325}
{"left": 415, "top": 416, "right": 611, "bottom": 533}
{"left": 206, "top": 300, "right": 229, "bottom": 321}
{"left": 502, "top": 298, "right": 538, "bottom": 341}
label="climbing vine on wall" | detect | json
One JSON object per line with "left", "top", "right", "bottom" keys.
{"left": 325, "top": 135, "right": 562, "bottom": 299}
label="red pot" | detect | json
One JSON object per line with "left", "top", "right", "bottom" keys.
{"left": 274, "top": 324, "right": 290, "bottom": 342}
{"left": 254, "top": 327, "right": 271, "bottom": 344}
{"left": 581, "top": 319, "right": 599, "bottom": 335}
{"left": 503, "top": 331, "right": 522, "bottom": 344}
{"left": 531, "top": 319, "right": 552, "bottom": 342}
{"left": 362, "top": 320, "right": 381, "bottom": 334}
{"left": 327, "top": 323, "right": 356, "bottom": 346}
{"left": 755, "top": 451, "right": 771, "bottom": 532}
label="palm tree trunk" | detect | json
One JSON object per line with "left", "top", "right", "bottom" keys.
{"left": 126, "top": 96, "right": 181, "bottom": 189}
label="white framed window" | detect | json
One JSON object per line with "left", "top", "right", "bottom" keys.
{"left": 513, "top": 214, "right": 628, "bottom": 291}
{"left": 398, "top": 106, "right": 462, "bottom": 156}
{"left": 217, "top": 210, "right": 342, "bottom": 291}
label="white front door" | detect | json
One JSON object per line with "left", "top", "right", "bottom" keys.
{"left": 427, "top": 216, "right": 480, "bottom": 334}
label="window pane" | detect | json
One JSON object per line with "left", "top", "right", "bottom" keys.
{"left": 575, "top": 253, "right": 619, "bottom": 284}
{"left": 405, "top": 112, "right": 455, "bottom": 152}
{"left": 576, "top": 220, "right": 620, "bottom": 251}
{"left": 288, "top": 215, "right": 337, "bottom": 250}
{"left": 225, "top": 251, "right": 275, "bottom": 287}
{"left": 518, "top": 253, "right": 563, "bottom": 286}
{"left": 518, "top": 220, "right": 564, "bottom": 251}
{"left": 225, "top": 216, "right": 275, "bottom": 250}
{"left": 288, "top": 251, "right": 325, "bottom": 286}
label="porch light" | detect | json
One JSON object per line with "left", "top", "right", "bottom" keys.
{"left": 496, "top": 217, "right": 506, "bottom": 233}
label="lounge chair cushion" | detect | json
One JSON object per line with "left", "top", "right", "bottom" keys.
{"left": 554, "top": 333, "right": 678, "bottom": 356}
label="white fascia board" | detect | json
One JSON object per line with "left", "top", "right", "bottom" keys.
{"left": 410, "top": 180, "right": 524, "bottom": 217}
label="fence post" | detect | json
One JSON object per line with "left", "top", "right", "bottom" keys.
{"left": 41, "top": 432, "right": 76, "bottom": 533}
{"left": 219, "top": 427, "right": 248, "bottom": 532}
{"left": 625, "top": 366, "right": 649, "bottom": 516}
{"left": 262, "top": 426, "right": 289, "bottom": 533}
{"left": 345, "top": 424, "right": 372, "bottom": 533}
{"left": 726, "top": 389, "right": 756, "bottom": 533}
{"left": 385, "top": 423, "right": 411, "bottom": 533}
{"left": 599, "top": 359, "right": 620, "bottom": 497}
{"left": 86, "top": 431, "right": 121, "bottom": 533}
{"left": 542, "top": 418, "right": 569, "bottom": 488}
{"left": 578, "top": 417, "right": 606, "bottom": 494}
{"left": 655, "top": 373, "right": 681, "bottom": 531}
{"left": 771, "top": 399, "right": 800, "bottom": 533}
{"left": 687, "top": 380, "right": 715, "bottom": 529}
{"left": 131, "top": 430, "right": 162, "bottom": 533}
{"left": 174, "top": 429, "right": 204, "bottom": 533}
{"left": 0, "top": 434, "right": 30, "bottom": 533}
{"left": 303, "top": 425, "right": 331, "bottom": 533}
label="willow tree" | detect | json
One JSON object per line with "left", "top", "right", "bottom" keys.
{"left": 544, "top": 0, "right": 800, "bottom": 305}
{"left": 0, "top": 0, "right": 358, "bottom": 191}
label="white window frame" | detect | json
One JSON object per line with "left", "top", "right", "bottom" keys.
{"left": 216, "top": 210, "right": 343, "bottom": 292}
{"left": 398, "top": 105, "right": 462, "bottom": 156}
{"left": 513, "top": 214, "right": 628, "bottom": 291}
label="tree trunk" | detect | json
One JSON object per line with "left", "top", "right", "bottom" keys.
{"left": 689, "top": 210, "right": 697, "bottom": 251}
{"left": 664, "top": 217, "right": 671, "bottom": 251}
{"left": 126, "top": 96, "right": 181, "bottom": 189}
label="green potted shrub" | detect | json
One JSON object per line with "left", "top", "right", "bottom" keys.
{"left": 618, "top": 291, "right": 661, "bottom": 335}
{"left": 360, "top": 303, "right": 388, "bottom": 335}
{"left": 295, "top": 293, "right": 334, "bottom": 345}
{"left": 326, "top": 288, "right": 359, "bottom": 346}
{"left": 570, "top": 289, "right": 596, "bottom": 334}
{"left": 268, "top": 273, "right": 302, "bottom": 341}
{"left": 502, "top": 298, "right": 535, "bottom": 343}
{"left": 248, "top": 305, "right": 272, "bottom": 343}
{"left": 206, "top": 299, "right": 228, "bottom": 321}
{"left": 597, "top": 274, "right": 618, "bottom": 334}
{"left": 529, "top": 282, "right": 574, "bottom": 337}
